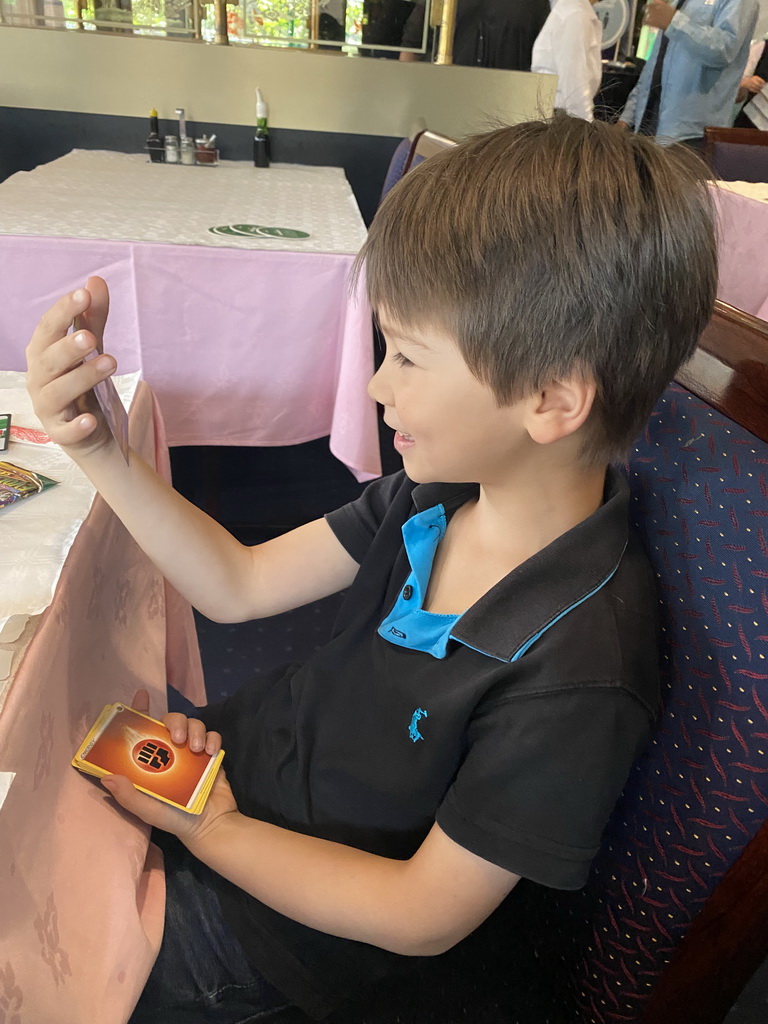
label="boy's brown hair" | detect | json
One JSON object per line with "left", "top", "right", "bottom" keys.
{"left": 358, "top": 115, "right": 718, "bottom": 463}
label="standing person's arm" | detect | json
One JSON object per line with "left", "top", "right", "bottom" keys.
{"left": 618, "top": 80, "right": 640, "bottom": 127}
{"left": 650, "top": 0, "right": 758, "bottom": 67}
{"left": 25, "top": 280, "right": 361, "bottom": 624}
{"left": 553, "top": 10, "right": 600, "bottom": 121}
{"left": 617, "top": 36, "right": 659, "bottom": 128}
{"left": 399, "top": 0, "right": 426, "bottom": 58}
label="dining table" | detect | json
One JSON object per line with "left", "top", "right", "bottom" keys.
{"left": 713, "top": 179, "right": 768, "bottom": 323}
{"left": 0, "top": 149, "right": 381, "bottom": 482}
{"left": 0, "top": 371, "right": 205, "bottom": 1024}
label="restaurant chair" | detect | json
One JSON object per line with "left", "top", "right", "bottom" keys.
{"left": 375, "top": 128, "right": 459, "bottom": 377}
{"left": 404, "top": 129, "right": 458, "bottom": 173}
{"left": 379, "top": 130, "right": 458, "bottom": 204}
{"left": 518, "top": 300, "right": 768, "bottom": 1024}
{"left": 704, "top": 126, "right": 768, "bottom": 183}
{"left": 275, "top": 301, "right": 768, "bottom": 1024}
{"left": 379, "top": 137, "right": 416, "bottom": 202}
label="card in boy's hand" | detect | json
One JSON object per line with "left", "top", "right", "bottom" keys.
{"left": 72, "top": 703, "right": 224, "bottom": 814}
{"left": 73, "top": 314, "right": 130, "bottom": 464}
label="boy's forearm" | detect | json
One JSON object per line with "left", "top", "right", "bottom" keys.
{"left": 183, "top": 813, "right": 446, "bottom": 957}
{"left": 70, "top": 443, "right": 254, "bottom": 622}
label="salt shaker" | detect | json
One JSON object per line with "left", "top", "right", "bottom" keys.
{"left": 164, "top": 136, "right": 180, "bottom": 164}
{"left": 180, "top": 136, "right": 196, "bottom": 165}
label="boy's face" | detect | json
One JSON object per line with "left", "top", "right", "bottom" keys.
{"left": 369, "top": 316, "right": 530, "bottom": 485}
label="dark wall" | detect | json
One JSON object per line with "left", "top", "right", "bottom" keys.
{"left": 0, "top": 106, "right": 402, "bottom": 225}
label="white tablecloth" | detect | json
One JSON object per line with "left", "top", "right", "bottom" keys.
{"left": 0, "top": 371, "right": 140, "bottom": 642}
{"left": 0, "top": 151, "right": 380, "bottom": 481}
{"left": 714, "top": 180, "right": 768, "bottom": 205}
{"left": 0, "top": 150, "right": 368, "bottom": 255}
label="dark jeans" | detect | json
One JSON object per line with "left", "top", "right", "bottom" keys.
{"left": 129, "top": 687, "right": 292, "bottom": 1024}
{"left": 129, "top": 835, "right": 291, "bottom": 1024}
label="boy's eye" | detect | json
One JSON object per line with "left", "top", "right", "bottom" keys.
{"left": 392, "top": 352, "right": 413, "bottom": 368}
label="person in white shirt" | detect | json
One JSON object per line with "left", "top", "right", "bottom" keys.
{"left": 531, "top": 0, "right": 603, "bottom": 121}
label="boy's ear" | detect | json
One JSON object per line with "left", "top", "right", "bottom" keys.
{"left": 524, "top": 376, "right": 597, "bottom": 447}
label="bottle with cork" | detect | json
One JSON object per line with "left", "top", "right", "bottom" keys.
{"left": 253, "top": 87, "right": 270, "bottom": 168}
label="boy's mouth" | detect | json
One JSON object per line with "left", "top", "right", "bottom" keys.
{"left": 394, "top": 430, "right": 415, "bottom": 453}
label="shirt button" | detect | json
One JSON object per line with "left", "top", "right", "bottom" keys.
{"left": 402, "top": 585, "right": 413, "bottom": 600}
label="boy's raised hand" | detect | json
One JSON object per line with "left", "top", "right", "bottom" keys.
{"left": 26, "top": 277, "right": 119, "bottom": 459}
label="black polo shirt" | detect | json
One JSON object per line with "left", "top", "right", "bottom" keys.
{"left": 198, "top": 467, "right": 660, "bottom": 1019}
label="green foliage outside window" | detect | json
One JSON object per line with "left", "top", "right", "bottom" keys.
{"left": 59, "top": 0, "right": 364, "bottom": 43}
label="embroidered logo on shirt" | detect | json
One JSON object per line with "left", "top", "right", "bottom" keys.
{"left": 389, "top": 626, "right": 407, "bottom": 639}
{"left": 409, "top": 708, "right": 428, "bottom": 742}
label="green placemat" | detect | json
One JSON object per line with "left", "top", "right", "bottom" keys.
{"left": 208, "top": 224, "right": 310, "bottom": 239}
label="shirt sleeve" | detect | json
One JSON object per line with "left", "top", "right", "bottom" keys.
{"left": 742, "top": 38, "right": 765, "bottom": 78}
{"left": 620, "top": 31, "right": 661, "bottom": 128}
{"left": 620, "top": 81, "right": 640, "bottom": 127}
{"left": 552, "top": 9, "right": 599, "bottom": 120}
{"left": 401, "top": 0, "right": 426, "bottom": 50}
{"left": 436, "top": 684, "right": 653, "bottom": 890}
{"left": 665, "top": 0, "right": 758, "bottom": 68}
{"left": 324, "top": 470, "right": 409, "bottom": 564}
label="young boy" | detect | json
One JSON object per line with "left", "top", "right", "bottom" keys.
{"left": 25, "top": 114, "right": 717, "bottom": 1023}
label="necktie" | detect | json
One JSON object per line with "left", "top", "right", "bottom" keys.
{"left": 638, "top": 0, "right": 689, "bottom": 136}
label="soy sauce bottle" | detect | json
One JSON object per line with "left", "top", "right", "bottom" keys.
{"left": 146, "top": 108, "right": 164, "bottom": 164}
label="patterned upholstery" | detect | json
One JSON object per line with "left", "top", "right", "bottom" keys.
{"left": 285, "top": 374, "right": 768, "bottom": 1024}
{"left": 379, "top": 138, "right": 413, "bottom": 203}
{"left": 709, "top": 140, "right": 768, "bottom": 183}
{"left": 524, "top": 382, "right": 768, "bottom": 1023}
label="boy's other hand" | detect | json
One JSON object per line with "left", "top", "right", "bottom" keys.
{"left": 100, "top": 688, "right": 237, "bottom": 843}
{"left": 26, "top": 277, "right": 119, "bottom": 459}
{"left": 162, "top": 706, "right": 223, "bottom": 757}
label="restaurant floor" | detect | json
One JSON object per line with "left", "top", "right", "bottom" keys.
{"left": 168, "top": 430, "right": 766, "bottom": 1024}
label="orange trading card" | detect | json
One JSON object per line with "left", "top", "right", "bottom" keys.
{"left": 75, "top": 704, "right": 222, "bottom": 811}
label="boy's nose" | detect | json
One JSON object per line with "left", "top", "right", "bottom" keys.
{"left": 367, "top": 363, "right": 392, "bottom": 407}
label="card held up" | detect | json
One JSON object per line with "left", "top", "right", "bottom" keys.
{"left": 74, "top": 314, "right": 130, "bottom": 464}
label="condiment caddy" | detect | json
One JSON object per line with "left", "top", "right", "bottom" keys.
{"left": 144, "top": 107, "right": 220, "bottom": 166}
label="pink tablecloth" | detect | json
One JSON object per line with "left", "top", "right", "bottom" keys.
{"left": 714, "top": 186, "right": 768, "bottom": 322}
{"left": 0, "top": 382, "right": 205, "bottom": 1024}
{"left": 0, "top": 235, "right": 380, "bottom": 482}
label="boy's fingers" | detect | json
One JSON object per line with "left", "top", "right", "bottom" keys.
{"left": 83, "top": 276, "right": 110, "bottom": 345}
{"left": 164, "top": 712, "right": 191, "bottom": 745}
{"left": 131, "top": 688, "right": 151, "bottom": 714}
{"left": 160, "top": 714, "right": 218, "bottom": 754}
{"left": 187, "top": 719, "right": 208, "bottom": 753}
{"left": 101, "top": 775, "right": 170, "bottom": 827}
{"left": 43, "top": 411, "right": 100, "bottom": 448}
{"left": 205, "top": 731, "right": 222, "bottom": 756}
{"left": 35, "top": 353, "right": 116, "bottom": 422}
{"left": 32, "top": 330, "right": 100, "bottom": 385}
{"left": 26, "top": 286, "right": 92, "bottom": 362}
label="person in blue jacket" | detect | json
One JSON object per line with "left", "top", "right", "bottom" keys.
{"left": 618, "top": 0, "right": 758, "bottom": 147}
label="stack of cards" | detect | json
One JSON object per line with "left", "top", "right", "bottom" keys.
{"left": 72, "top": 703, "right": 224, "bottom": 814}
